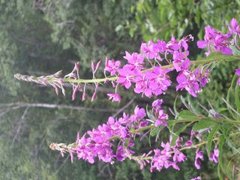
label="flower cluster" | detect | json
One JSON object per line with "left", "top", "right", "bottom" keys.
{"left": 15, "top": 18, "right": 239, "bottom": 99}
{"left": 197, "top": 18, "right": 240, "bottom": 56}
{"left": 65, "top": 101, "right": 172, "bottom": 164}
{"left": 197, "top": 18, "right": 240, "bottom": 87}
{"left": 75, "top": 117, "right": 130, "bottom": 164}
{"left": 151, "top": 99, "right": 168, "bottom": 127}
{"left": 197, "top": 25, "right": 233, "bottom": 56}
{"left": 70, "top": 105, "right": 149, "bottom": 164}
{"left": 150, "top": 142, "right": 186, "bottom": 172}
{"left": 104, "top": 34, "right": 211, "bottom": 99}
{"left": 176, "top": 68, "right": 209, "bottom": 97}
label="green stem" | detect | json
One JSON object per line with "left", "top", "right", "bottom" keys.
{"left": 63, "top": 55, "right": 240, "bottom": 84}
{"left": 130, "top": 125, "right": 155, "bottom": 134}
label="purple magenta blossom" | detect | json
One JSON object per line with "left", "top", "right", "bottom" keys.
{"left": 117, "top": 64, "right": 140, "bottom": 89}
{"left": 154, "top": 110, "right": 168, "bottom": 127}
{"left": 152, "top": 99, "right": 163, "bottom": 111}
{"left": 133, "top": 66, "right": 172, "bottom": 97}
{"left": 173, "top": 148, "right": 187, "bottom": 163}
{"left": 185, "top": 140, "right": 193, "bottom": 147}
{"left": 133, "top": 106, "right": 146, "bottom": 120}
{"left": 148, "top": 67, "right": 172, "bottom": 96}
{"left": 175, "top": 137, "right": 183, "bottom": 148}
{"left": 128, "top": 106, "right": 149, "bottom": 129}
{"left": 167, "top": 36, "right": 180, "bottom": 52}
{"left": 140, "top": 41, "right": 162, "bottom": 60}
{"left": 151, "top": 99, "right": 168, "bottom": 127}
{"left": 194, "top": 150, "right": 204, "bottom": 169}
{"left": 179, "top": 35, "right": 194, "bottom": 51}
{"left": 116, "top": 145, "right": 134, "bottom": 161}
{"left": 107, "top": 93, "right": 121, "bottom": 102}
{"left": 166, "top": 35, "right": 193, "bottom": 55}
{"left": 140, "top": 40, "right": 167, "bottom": 61}
{"left": 124, "top": 51, "right": 144, "bottom": 68}
{"left": 118, "top": 113, "right": 130, "bottom": 125}
{"left": 134, "top": 72, "right": 154, "bottom": 97}
{"left": 209, "top": 148, "right": 219, "bottom": 164}
{"left": 197, "top": 25, "right": 232, "bottom": 56}
{"left": 176, "top": 68, "right": 209, "bottom": 97}
{"left": 155, "top": 40, "right": 167, "bottom": 54}
{"left": 104, "top": 59, "right": 121, "bottom": 76}
{"left": 194, "top": 68, "right": 210, "bottom": 87}
{"left": 150, "top": 149, "right": 173, "bottom": 172}
{"left": 150, "top": 142, "right": 186, "bottom": 172}
{"left": 172, "top": 51, "right": 191, "bottom": 72}
{"left": 235, "top": 68, "right": 240, "bottom": 85}
{"left": 229, "top": 18, "right": 240, "bottom": 35}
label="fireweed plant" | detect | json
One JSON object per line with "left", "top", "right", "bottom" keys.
{"left": 15, "top": 19, "right": 240, "bottom": 179}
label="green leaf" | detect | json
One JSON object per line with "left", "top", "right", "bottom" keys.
{"left": 207, "top": 125, "right": 219, "bottom": 156}
{"left": 192, "top": 119, "right": 217, "bottom": 131}
{"left": 170, "top": 133, "right": 179, "bottom": 146}
{"left": 235, "top": 82, "right": 240, "bottom": 112}
{"left": 218, "top": 134, "right": 226, "bottom": 179}
{"left": 146, "top": 105, "right": 155, "bottom": 121}
{"left": 150, "top": 127, "right": 161, "bottom": 137}
{"left": 177, "top": 110, "right": 196, "bottom": 120}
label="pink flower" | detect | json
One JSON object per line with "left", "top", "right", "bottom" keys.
{"left": 117, "top": 64, "right": 140, "bottom": 89}
{"left": 235, "top": 68, "right": 240, "bottom": 85}
{"left": 154, "top": 110, "right": 168, "bottom": 127}
{"left": 194, "top": 150, "right": 204, "bottom": 169}
{"left": 133, "top": 106, "right": 146, "bottom": 120}
{"left": 150, "top": 142, "right": 186, "bottom": 172}
{"left": 209, "top": 148, "right": 219, "bottom": 164}
{"left": 172, "top": 51, "right": 191, "bottom": 72}
{"left": 124, "top": 51, "right": 144, "bottom": 68}
{"left": 185, "top": 140, "right": 193, "bottom": 147}
{"left": 104, "top": 59, "right": 121, "bottom": 76}
{"left": 197, "top": 25, "right": 232, "bottom": 56}
{"left": 173, "top": 148, "right": 186, "bottom": 163}
{"left": 229, "top": 18, "right": 240, "bottom": 35}
{"left": 116, "top": 145, "right": 134, "bottom": 161}
{"left": 155, "top": 40, "right": 167, "bottom": 54}
{"left": 176, "top": 68, "right": 209, "bottom": 97}
{"left": 167, "top": 36, "right": 180, "bottom": 52}
{"left": 107, "top": 93, "right": 121, "bottom": 102}
{"left": 152, "top": 99, "right": 163, "bottom": 110}
{"left": 150, "top": 149, "right": 172, "bottom": 172}
{"left": 134, "top": 67, "right": 172, "bottom": 98}
{"left": 140, "top": 41, "right": 162, "bottom": 60}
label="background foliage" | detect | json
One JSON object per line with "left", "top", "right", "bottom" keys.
{"left": 0, "top": 0, "right": 239, "bottom": 179}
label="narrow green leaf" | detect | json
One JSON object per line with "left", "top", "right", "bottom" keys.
{"left": 234, "top": 84, "right": 240, "bottom": 112}
{"left": 207, "top": 125, "right": 219, "bottom": 156}
{"left": 192, "top": 119, "right": 217, "bottom": 131}
{"left": 173, "top": 95, "right": 179, "bottom": 118}
{"left": 177, "top": 110, "right": 196, "bottom": 120}
{"left": 170, "top": 133, "right": 178, "bottom": 146}
{"left": 150, "top": 127, "right": 161, "bottom": 137}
